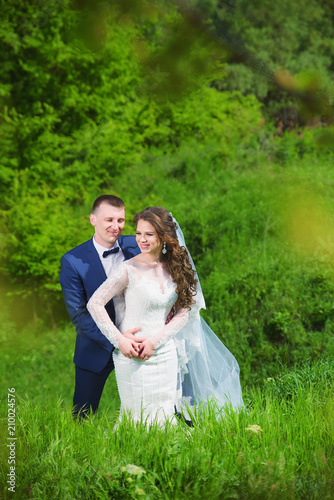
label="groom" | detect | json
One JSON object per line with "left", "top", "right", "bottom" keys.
{"left": 60, "top": 194, "right": 143, "bottom": 417}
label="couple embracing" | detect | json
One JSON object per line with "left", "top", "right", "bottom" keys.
{"left": 60, "top": 195, "right": 243, "bottom": 426}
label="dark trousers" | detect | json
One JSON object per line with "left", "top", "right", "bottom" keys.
{"left": 72, "top": 353, "right": 114, "bottom": 417}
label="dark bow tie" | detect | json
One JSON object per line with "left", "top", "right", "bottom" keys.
{"left": 103, "top": 247, "right": 120, "bottom": 258}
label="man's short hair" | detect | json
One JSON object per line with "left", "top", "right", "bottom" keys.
{"left": 92, "top": 195, "right": 125, "bottom": 213}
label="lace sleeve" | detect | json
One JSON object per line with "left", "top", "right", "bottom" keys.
{"left": 87, "top": 262, "right": 129, "bottom": 348}
{"left": 150, "top": 305, "right": 189, "bottom": 349}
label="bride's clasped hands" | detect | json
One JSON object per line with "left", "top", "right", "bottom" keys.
{"left": 118, "top": 330, "right": 156, "bottom": 361}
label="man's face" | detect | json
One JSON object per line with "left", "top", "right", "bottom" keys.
{"left": 90, "top": 203, "right": 125, "bottom": 248}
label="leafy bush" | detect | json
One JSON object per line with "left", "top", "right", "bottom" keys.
{"left": 209, "top": 0, "right": 334, "bottom": 124}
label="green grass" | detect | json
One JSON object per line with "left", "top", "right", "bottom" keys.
{"left": 0, "top": 321, "right": 120, "bottom": 414}
{"left": 1, "top": 322, "right": 333, "bottom": 499}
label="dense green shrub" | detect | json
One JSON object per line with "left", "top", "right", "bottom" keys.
{"left": 0, "top": 0, "right": 263, "bottom": 300}
{"left": 208, "top": 0, "right": 334, "bottom": 124}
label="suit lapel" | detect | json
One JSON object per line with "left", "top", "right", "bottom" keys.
{"left": 87, "top": 238, "right": 107, "bottom": 284}
{"left": 121, "top": 246, "right": 134, "bottom": 261}
{"left": 118, "top": 235, "right": 140, "bottom": 261}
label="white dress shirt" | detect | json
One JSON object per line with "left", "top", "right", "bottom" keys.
{"left": 92, "top": 237, "right": 126, "bottom": 328}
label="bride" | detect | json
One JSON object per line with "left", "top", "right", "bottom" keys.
{"left": 87, "top": 207, "right": 243, "bottom": 425}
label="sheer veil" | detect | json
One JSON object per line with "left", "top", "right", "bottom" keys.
{"left": 171, "top": 215, "right": 244, "bottom": 415}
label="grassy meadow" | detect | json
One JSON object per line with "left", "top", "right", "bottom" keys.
{"left": 2, "top": 141, "right": 334, "bottom": 499}
{"left": 0, "top": 320, "right": 334, "bottom": 499}
{"left": 2, "top": 138, "right": 334, "bottom": 499}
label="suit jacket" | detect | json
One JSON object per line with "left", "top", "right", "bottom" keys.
{"left": 60, "top": 235, "right": 140, "bottom": 373}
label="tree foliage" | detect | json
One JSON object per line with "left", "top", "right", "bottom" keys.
{"left": 210, "top": 0, "right": 334, "bottom": 125}
{"left": 0, "top": 0, "right": 262, "bottom": 294}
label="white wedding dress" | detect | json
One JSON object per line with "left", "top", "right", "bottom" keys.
{"left": 88, "top": 259, "right": 188, "bottom": 425}
{"left": 88, "top": 257, "right": 244, "bottom": 426}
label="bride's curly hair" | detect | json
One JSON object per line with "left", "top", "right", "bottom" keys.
{"left": 134, "top": 207, "right": 197, "bottom": 310}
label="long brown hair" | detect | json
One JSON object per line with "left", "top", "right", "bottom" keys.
{"left": 134, "top": 207, "right": 197, "bottom": 310}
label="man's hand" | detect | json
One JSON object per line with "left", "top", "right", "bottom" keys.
{"left": 121, "top": 327, "right": 147, "bottom": 358}
{"left": 139, "top": 339, "right": 156, "bottom": 361}
{"left": 119, "top": 329, "right": 142, "bottom": 359}
{"left": 118, "top": 337, "right": 141, "bottom": 358}
{"left": 165, "top": 305, "right": 176, "bottom": 325}
{"left": 123, "top": 327, "right": 146, "bottom": 349}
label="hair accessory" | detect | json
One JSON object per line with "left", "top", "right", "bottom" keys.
{"left": 162, "top": 241, "right": 167, "bottom": 254}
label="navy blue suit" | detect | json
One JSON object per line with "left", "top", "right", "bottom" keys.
{"left": 60, "top": 235, "right": 140, "bottom": 415}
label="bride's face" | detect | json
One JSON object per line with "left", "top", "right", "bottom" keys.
{"left": 136, "top": 219, "right": 163, "bottom": 259}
